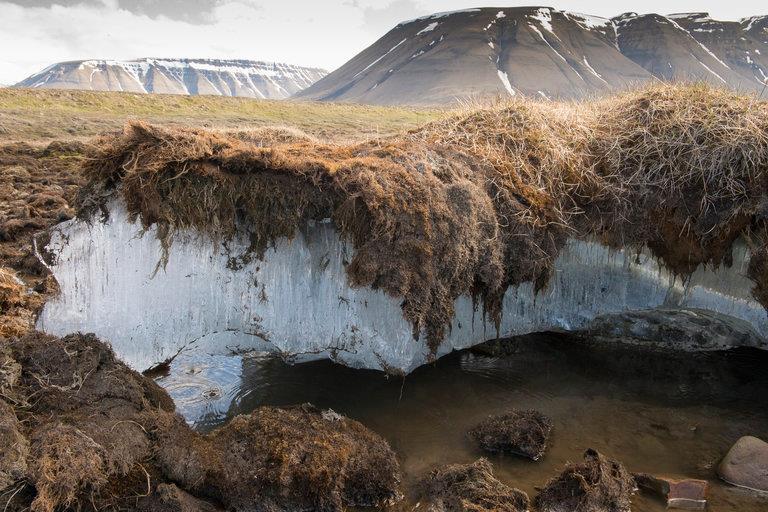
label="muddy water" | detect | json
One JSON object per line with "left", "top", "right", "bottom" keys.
{"left": 156, "top": 335, "right": 768, "bottom": 511}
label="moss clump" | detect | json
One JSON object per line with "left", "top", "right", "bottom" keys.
{"left": 418, "top": 458, "right": 529, "bottom": 512}
{"left": 534, "top": 449, "right": 636, "bottom": 512}
{"left": 0, "top": 332, "right": 401, "bottom": 512}
{"left": 155, "top": 403, "right": 402, "bottom": 512}
{"left": 469, "top": 409, "right": 553, "bottom": 460}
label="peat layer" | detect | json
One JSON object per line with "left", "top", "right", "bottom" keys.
{"left": 78, "top": 84, "right": 768, "bottom": 353}
{"left": 0, "top": 141, "right": 86, "bottom": 337}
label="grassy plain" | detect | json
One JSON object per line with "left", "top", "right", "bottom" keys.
{"left": 0, "top": 88, "right": 440, "bottom": 143}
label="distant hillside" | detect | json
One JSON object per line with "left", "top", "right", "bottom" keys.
{"left": 296, "top": 7, "right": 768, "bottom": 105}
{"left": 15, "top": 58, "right": 328, "bottom": 99}
{"left": 615, "top": 12, "right": 768, "bottom": 89}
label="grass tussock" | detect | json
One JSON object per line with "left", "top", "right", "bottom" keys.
{"left": 0, "top": 332, "right": 400, "bottom": 511}
{"left": 79, "top": 84, "right": 768, "bottom": 354}
{"left": 419, "top": 458, "right": 529, "bottom": 512}
{"left": 534, "top": 449, "right": 635, "bottom": 512}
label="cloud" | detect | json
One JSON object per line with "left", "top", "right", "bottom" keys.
{"left": 361, "top": 0, "right": 425, "bottom": 35}
{"left": 0, "top": 0, "right": 375, "bottom": 83}
{"left": 2, "top": 0, "right": 222, "bottom": 24}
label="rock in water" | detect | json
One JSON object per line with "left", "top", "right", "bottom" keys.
{"left": 534, "top": 449, "right": 635, "bottom": 512}
{"left": 468, "top": 409, "right": 553, "bottom": 460}
{"left": 418, "top": 458, "right": 529, "bottom": 512}
{"left": 634, "top": 473, "right": 707, "bottom": 510}
{"left": 575, "top": 308, "right": 765, "bottom": 351}
{"left": 718, "top": 436, "right": 768, "bottom": 492}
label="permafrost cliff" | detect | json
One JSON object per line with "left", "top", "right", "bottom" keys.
{"left": 35, "top": 84, "right": 768, "bottom": 372}
{"left": 37, "top": 202, "right": 766, "bottom": 372}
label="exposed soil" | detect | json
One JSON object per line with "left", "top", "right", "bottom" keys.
{"left": 534, "top": 449, "right": 636, "bottom": 512}
{"left": 418, "top": 458, "right": 530, "bottom": 512}
{"left": 0, "top": 332, "right": 402, "bottom": 512}
{"left": 468, "top": 409, "right": 553, "bottom": 460}
{"left": 0, "top": 140, "right": 87, "bottom": 337}
{"left": 75, "top": 84, "right": 768, "bottom": 354}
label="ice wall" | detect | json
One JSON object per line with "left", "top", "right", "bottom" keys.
{"left": 37, "top": 201, "right": 768, "bottom": 372}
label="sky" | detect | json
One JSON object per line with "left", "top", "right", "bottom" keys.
{"left": 0, "top": 0, "right": 765, "bottom": 84}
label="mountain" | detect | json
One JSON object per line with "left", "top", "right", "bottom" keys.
{"left": 14, "top": 58, "right": 327, "bottom": 99}
{"left": 664, "top": 13, "right": 768, "bottom": 87}
{"left": 296, "top": 7, "right": 768, "bottom": 105}
{"left": 615, "top": 13, "right": 767, "bottom": 90}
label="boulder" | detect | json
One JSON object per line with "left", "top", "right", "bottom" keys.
{"left": 718, "top": 436, "right": 768, "bottom": 492}
{"left": 468, "top": 409, "right": 553, "bottom": 460}
{"left": 634, "top": 473, "right": 707, "bottom": 510}
{"left": 575, "top": 308, "right": 765, "bottom": 351}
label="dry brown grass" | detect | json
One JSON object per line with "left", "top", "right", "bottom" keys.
{"left": 155, "top": 404, "right": 401, "bottom": 511}
{"left": 468, "top": 409, "right": 553, "bottom": 460}
{"left": 418, "top": 458, "right": 529, "bottom": 512}
{"left": 534, "top": 449, "right": 635, "bottom": 512}
{"left": 1, "top": 332, "right": 400, "bottom": 511}
{"left": 78, "top": 83, "right": 768, "bottom": 354}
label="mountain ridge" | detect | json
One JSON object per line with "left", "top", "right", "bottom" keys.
{"left": 15, "top": 58, "right": 327, "bottom": 99}
{"left": 296, "top": 7, "right": 768, "bottom": 105}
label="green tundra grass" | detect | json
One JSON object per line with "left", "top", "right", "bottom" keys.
{"left": 0, "top": 88, "right": 441, "bottom": 143}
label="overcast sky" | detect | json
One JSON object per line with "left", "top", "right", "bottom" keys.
{"left": 0, "top": 0, "right": 765, "bottom": 84}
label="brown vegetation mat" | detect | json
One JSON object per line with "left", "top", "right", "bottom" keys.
{"left": 418, "top": 458, "right": 529, "bottom": 512}
{"left": 533, "top": 449, "right": 636, "bottom": 512}
{"left": 0, "top": 141, "right": 87, "bottom": 337}
{"left": 78, "top": 84, "right": 768, "bottom": 353}
{"left": 0, "top": 331, "right": 401, "bottom": 511}
{"left": 468, "top": 409, "right": 553, "bottom": 460}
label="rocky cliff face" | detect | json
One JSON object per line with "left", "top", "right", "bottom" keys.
{"left": 15, "top": 58, "right": 327, "bottom": 99}
{"left": 297, "top": 8, "right": 768, "bottom": 105}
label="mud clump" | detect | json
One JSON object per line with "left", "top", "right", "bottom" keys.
{"left": 418, "top": 458, "right": 529, "bottom": 512}
{"left": 534, "top": 449, "right": 635, "bottom": 512}
{"left": 469, "top": 409, "right": 553, "bottom": 460}
{"left": 156, "top": 403, "right": 402, "bottom": 512}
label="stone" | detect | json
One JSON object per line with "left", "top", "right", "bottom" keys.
{"left": 575, "top": 308, "right": 765, "bottom": 351}
{"left": 718, "top": 436, "right": 768, "bottom": 492}
{"left": 635, "top": 473, "right": 708, "bottom": 510}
